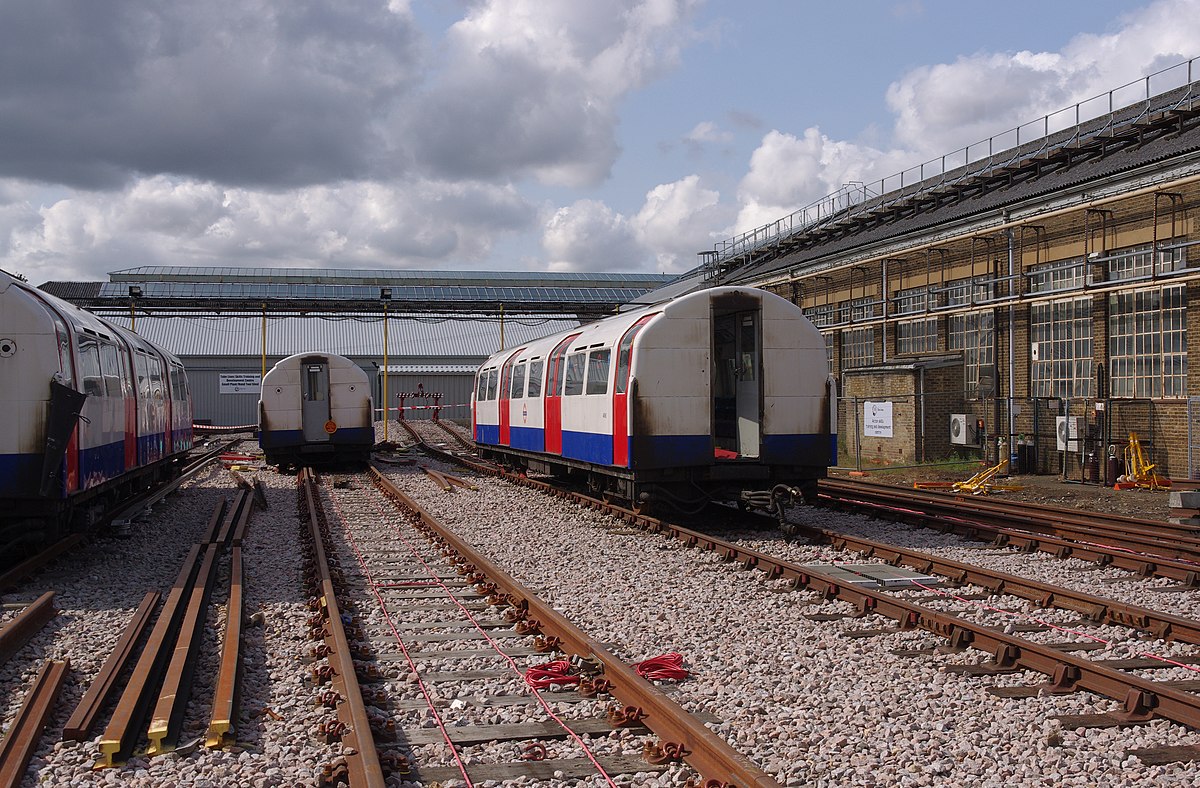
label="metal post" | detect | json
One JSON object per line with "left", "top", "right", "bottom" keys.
{"left": 383, "top": 300, "right": 389, "bottom": 442}
{"left": 499, "top": 303, "right": 505, "bottom": 351}
{"left": 260, "top": 303, "right": 266, "bottom": 379}
{"left": 853, "top": 396, "right": 862, "bottom": 471}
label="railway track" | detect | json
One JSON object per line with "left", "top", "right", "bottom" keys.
{"left": 394, "top": 420, "right": 1200, "bottom": 764}
{"left": 818, "top": 477, "right": 1200, "bottom": 586}
{"left": 299, "top": 463, "right": 781, "bottom": 785}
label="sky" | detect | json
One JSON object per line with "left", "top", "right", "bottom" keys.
{"left": 1, "top": 0, "right": 1198, "bottom": 285}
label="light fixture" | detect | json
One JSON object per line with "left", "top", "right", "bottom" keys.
{"left": 128, "top": 285, "right": 143, "bottom": 298}
{"left": 380, "top": 287, "right": 392, "bottom": 300}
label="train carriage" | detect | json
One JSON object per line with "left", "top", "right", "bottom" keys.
{"left": 258, "top": 352, "right": 374, "bottom": 468}
{"left": 0, "top": 270, "right": 193, "bottom": 551}
{"left": 472, "top": 286, "right": 836, "bottom": 522}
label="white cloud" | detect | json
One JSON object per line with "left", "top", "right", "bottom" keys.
{"left": 633, "top": 175, "right": 732, "bottom": 272}
{"left": 542, "top": 199, "right": 647, "bottom": 272}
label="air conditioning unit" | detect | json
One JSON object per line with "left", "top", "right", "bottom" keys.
{"left": 949, "top": 414, "right": 981, "bottom": 446}
{"left": 1056, "top": 416, "right": 1081, "bottom": 451}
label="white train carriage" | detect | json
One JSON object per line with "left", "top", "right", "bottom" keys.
{"left": 0, "top": 270, "right": 193, "bottom": 548}
{"left": 259, "top": 352, "right": 374, "bottom": 467}
{"left": 472, "top": 286, "right": 836, "bottom": 519}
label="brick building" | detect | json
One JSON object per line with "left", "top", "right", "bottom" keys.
{"left": 710, "top": 62, "right": 1200, "bottom": 482}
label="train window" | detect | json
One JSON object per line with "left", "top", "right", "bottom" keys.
{"left": 78, "top": 339, "right": 103, "bottom": 397}
{"left": 483, "top": 368, "right": 498, "bottom": 401}
{"left": 100, "top": 343, "right": 122, "bottom": 398}
{"left": 510, "top": 362, "right": 527, "bottom": 399}
{"left": 615, "top": 316, "right": 654, "bottom": 395}
{"left": 135, "top": 352, "right": 150, "bottom": 400}
{"left": 527, "top": 359, "right": 543, "bottom": 398}
{"left": 476, "top": 371, "right": 487, "bottom": 399}
{"left": 740, "top": 315, "right": 756, "bottom": 382}
{"left": 149, "top": 356, "right": 164, "bottom": 401}
{"left": 564, "top": 352, "right": 586, "bottom": 396}
{"left": 547, "top": 334, "right": 578, "bottom": 397}
{"left": 585, "top": 349, "right": 610, "bottom": 395}
{"left": 500, "top": 363, "right": 512, "bottom": 402}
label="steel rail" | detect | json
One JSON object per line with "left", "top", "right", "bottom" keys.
{"left": 98, "top": 544, "right": 204, "bottom": 767}
{"left": 817, "top": 483, "right": 1200, "bottom": 586}
{"left": 0, "top": 659, "right": 69, "bottom": 788}
{"left": 207, "top": 545, "right": 244, "bottom": 748}
{"left": 821, "top": 478, "right": 1200, "bottom": 565}
{"left": 147, "top": 542, "right": 222, "bottom": 755}
{"left": 109, "top": 438, "right": 241, "bottom": 528}
{"left": 369, "top": 467, "right": 781, "bottom": 788}
{"left": 399, "top": 438, "right": 1200, "bottom": 732}
{"left": 0, "top": 591, "right": 56, "bottom": 667}
{"left": 797, "top": 523, "right": 1200, "bottom": 645}
{"left": 63, "top": 591, "right": 160, "bottom": 740}
{"left": 299, "top": 468, "right": 386, "bottom": 788}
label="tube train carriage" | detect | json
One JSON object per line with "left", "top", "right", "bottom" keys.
{"left": 259, "top": 352, "right": 374, "bottom": 468}
{"left": 472, "top": 286, "right": 836, "bottom": 525}
{"left": 0, "top": 270, "right": 193, "bottom": 552}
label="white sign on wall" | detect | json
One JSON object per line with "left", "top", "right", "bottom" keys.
{"left": 863, "top": 401, "right": 893, "bottom": 438}
{"left": 219, "top": 373, "right": 262, "bottom": 394}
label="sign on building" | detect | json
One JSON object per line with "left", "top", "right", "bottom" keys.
{"left": 863, "top": 401, "right": 893, "bottom": 438}
{"left": 219, "top": 373, "right": 262, "bottom": 394}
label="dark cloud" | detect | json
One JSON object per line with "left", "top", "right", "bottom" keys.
{"left": 0, "top": 0, "right": 422, "bottom": 189}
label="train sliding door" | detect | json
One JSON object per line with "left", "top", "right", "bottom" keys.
{"left": 712, "top": 304, "right": 761, "bottom": 459}
{"left": 301, "top": 357, "right": 332, "bottom": 443}
{"left": 543, "top": 333, "right": 580, "bottom": 455}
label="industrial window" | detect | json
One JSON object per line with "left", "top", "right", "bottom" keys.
{"left": 564, "top": 352, "right": 586, "bottom": 396}
{"left": 510, "top": 362, "right": 527, "bottom": 399}
{"left": 839, "top": 297, "right": 876, "bottom": 324}
{"left": 896, "top": 318, "right": 937, "bottom": 355}
{"left": 945, "top": 276, "right": 995, "bottom": 307}
{"left": 893, "top": 285, "right": 932, "bottom": 315}
{"left": 948, "top": 310, "right": 994, "bottom": 399}
{"left": 822, "top": 333, "right": 833, "bottom": 366}
{"left": 840, "top": 327, "right": 874, "bottom": 368}
{"left": 1106, "top": 241, "right": 1187, "bottom": 282}
{"left": 1030, "top": 297, "right": 1093, "bottom": 398}
{"left": 805, "top": 303, "right": 837, "bottom": 328}
{"left": 1028, "top": 259, "right": 1088, "bottom": 294}
{"left": 527, "top": 359, "right": 543, "bottom": 398}
{"left": 1108, "top": 285, "right": 1187, "bottom": 398}
{"left": 586, "top": 349, "right": 611, "bottom": 395}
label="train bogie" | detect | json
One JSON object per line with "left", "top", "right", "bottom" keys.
{"left": 471, "top": 286, "right": 836, "bottom": 522}
{"left": 258, "top": 353, "right": 374, "bottom": 468}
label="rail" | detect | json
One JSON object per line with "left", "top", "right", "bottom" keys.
{"left": 0, "top": 591, "right": 56, "bottom": 667}
{"left": 0, "top": 660, "right": 69, "bottom": 788}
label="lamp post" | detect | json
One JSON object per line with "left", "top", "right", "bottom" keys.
{"left": 128, "top": 286, "right": 142, "bottom": 333}
{"left": 381, "top": 288, "right": 391, "bottom": 441}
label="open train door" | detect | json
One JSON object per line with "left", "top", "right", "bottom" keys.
{"left": 301, "top": 356, "right": 332, "bottom": 443}
{"left": 712, "top": 294, "right": 762, "bottom": 459}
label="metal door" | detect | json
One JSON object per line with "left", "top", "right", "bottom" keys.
{"left": 302, "top": 359, "right": 331, "bottom": 442}
{"left": 735, "top": 311, "right": 761, "bottom": 458}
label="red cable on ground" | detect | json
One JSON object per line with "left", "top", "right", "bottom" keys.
{"left": 634, "top": 653, "right": 689, "bottom": 682}
{"left": 524, "top": 659, "right": 580, "bottom": 689}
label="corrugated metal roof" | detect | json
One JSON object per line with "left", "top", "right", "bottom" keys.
{"left": 382, "top": 364, "right": 477, "bottom": 374}
{"left": 37, "top": 281, "right": 102, "bottom": 299}
{"left": 106, "top": 265, "right": 674, "bottom": 288}
{"left": 107, "top": 313, "right": 578, "bottom": 358}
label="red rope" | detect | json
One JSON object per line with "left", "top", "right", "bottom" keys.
{"left": 524, "top": 659, "right": 580, "bottom": 689}
{"left": 634, "top": 652, "right": 689, "bottom": 681}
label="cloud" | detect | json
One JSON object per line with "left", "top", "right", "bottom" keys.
{"left": 542, "top": 199, "right": 647, "bottom": 272}
{"left": 408, "top": 0, "right": 698, "bottom": 188}
{"left": 0, "top": 0, "right": 423, "bottom": 190}
{"left": 7, "top": 176, "right": 537, "bottom": 284}
{"left": 633, "top": 175, "right": 733, "bottom": 271}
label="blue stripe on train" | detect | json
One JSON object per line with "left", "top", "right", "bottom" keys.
{"left": 80, "top": 439, "right": 127, "bottom": 489}
{"left": 562, "top": 430, "right": 613, "bottom": 466}
{"left": 260, "top": 427, "right": 374, "bottom": 450}
{"left": 474, "top": 424, "right": 500, "bottom": 445}
{"left": 761, "top": 433, "right": 836, "bottom": 466}
{"left": 509, "top": 425, "right": 544, "bottom": 452}
{"left": 0, "top": 453, "right": 45, "bottom": 498}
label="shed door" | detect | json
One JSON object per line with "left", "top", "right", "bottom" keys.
{"left": 302, "top": 360, "right": 331, "bottom": 442}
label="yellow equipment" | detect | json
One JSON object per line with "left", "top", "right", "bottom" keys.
{"left": 914, "top": 457, "right": 1024, "bottom": 495}
{"left": 1119, "top": 432, "right": 1171, "bottom": 490}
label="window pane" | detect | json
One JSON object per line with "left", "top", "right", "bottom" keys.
{"left": 586, "top": 349, "right": 611, "bottom": 395}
